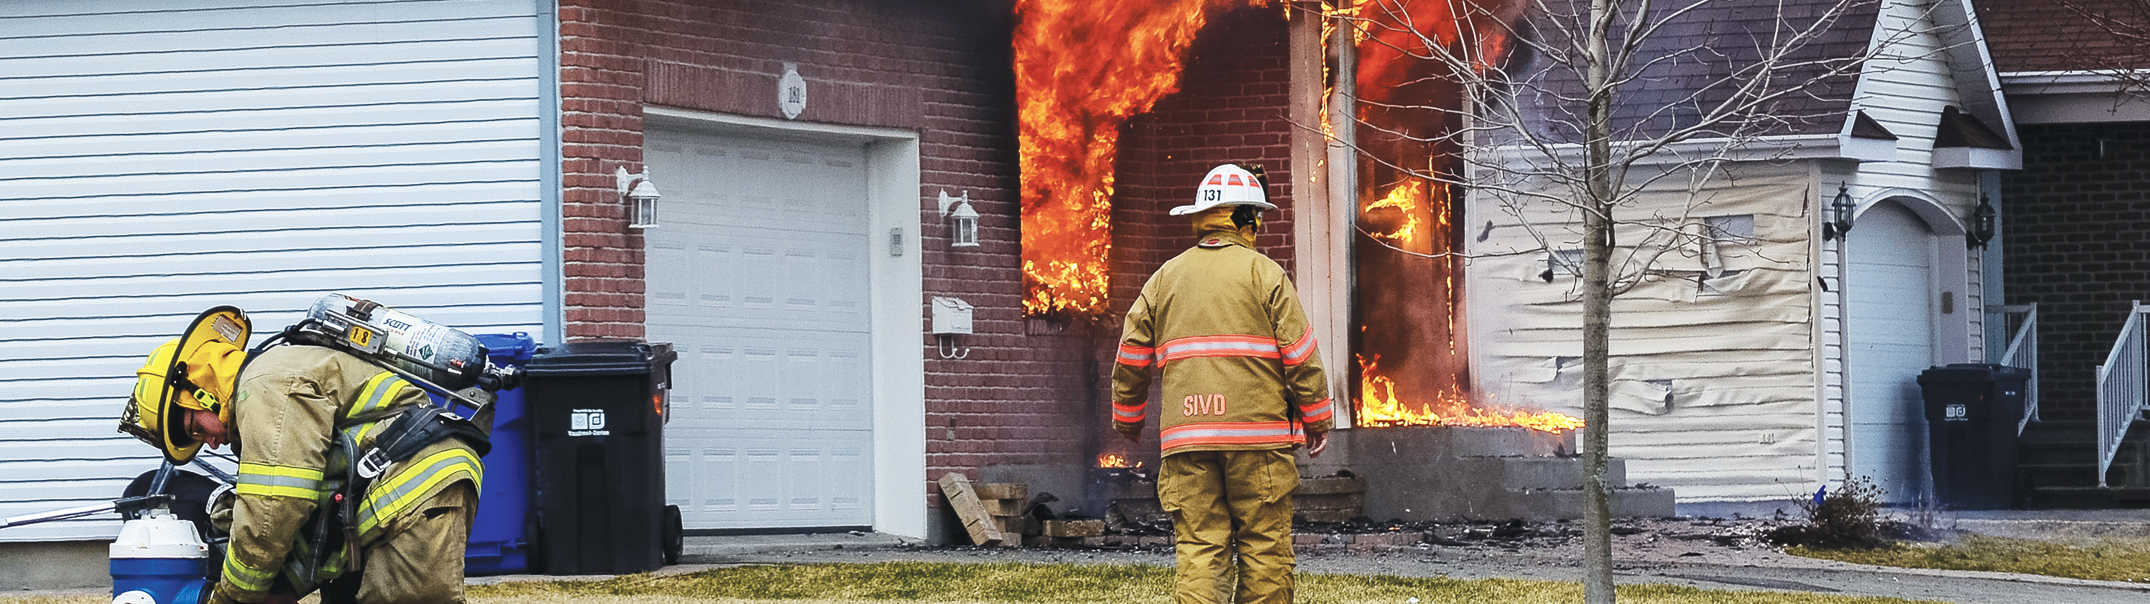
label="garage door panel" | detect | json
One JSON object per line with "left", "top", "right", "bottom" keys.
{"left": 646, "top": 127, "right": 874, "bottom": 530}
{"left": 662, "top": 432, "right": 871, "bottom": 529}
{"left": 1845, "top": 202, "right": 1933, "bottom": 501}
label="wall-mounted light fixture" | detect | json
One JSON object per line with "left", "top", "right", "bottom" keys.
{"left": 1822, "top": 183, "right": 1855, "bottom": 241}
{"left": 938, "top": 190, "right": 980, "bottom": 248}
{"left": 617, "top": 166, "right": 661, "bottom": 229}
{"left": 1967, "top": 194, "right": 1996, "bottom": 248}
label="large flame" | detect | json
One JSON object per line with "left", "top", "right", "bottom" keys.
{"left": 1348, "top": 0, "right": 1553, "bottom": 430}
{"left": 1014, "top": 0, "right": 1265, "bottom": 317}
{"left": 1357, "top": 355, "right": 1583, "bottom": 432}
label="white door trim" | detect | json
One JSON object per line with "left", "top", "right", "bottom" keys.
{"left": 642, "top": 105, "right": 926, "bottom": 539}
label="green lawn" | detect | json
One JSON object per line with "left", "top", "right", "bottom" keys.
{"left": 463, "top": 561, "right": 1930, "bottom": 603}
{"left": 2, "top": 561, "right": 1936, "bottom": 603}
{"left": 1791, "top": 536, "right": 2150, "bottom": 583}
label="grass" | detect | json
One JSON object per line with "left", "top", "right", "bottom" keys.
{"left": 1790, "top": 535, "right": 2150, "bottom": 583}
{"left": 5, "top": 561, "right": 1934, "bottom": 603}
{"left": 461, "top": 561, "right": 1930, "bottom": 603}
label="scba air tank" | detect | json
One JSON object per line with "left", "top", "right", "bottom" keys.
{"left": 107, "top": 512, "right": 210, "bottom": 604}
{"left": 307, "top": 293, "right": 493, "bottom": 391}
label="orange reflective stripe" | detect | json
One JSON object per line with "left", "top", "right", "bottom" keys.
{"left": 1113, "top": 401, "right": 1147, "bottom": 422}
{"left": 1160, "top": 421, "right": 1305, "bottom": 450}
{"left": 1280, "top": 327, "right": 1317, "bottom": 366}
{"left": 1299, "top": 399, "right": 1334, "bottom": 423}
{"left": 1116, "top": 344, "right": 1155, "bottom": 367}
{"left": 1157, "top": 334, "right": 1281, "bottom": 366}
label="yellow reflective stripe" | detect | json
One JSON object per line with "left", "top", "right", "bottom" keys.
{"left": 347, "top": 372, "right": 408, "bottom": 419}
{"left": 235, "top": 483, "right": 318, "bottom": 499}
{"left": 235, "top": 463, "right": 324, "bottom": 499}
{"left": 237, "top": 463, "right": 324, "bottom": 481}
{"left": 348, "top": 418, "right": 385, "bottom": 446}
{"left": 356, "top": 448, "right": 481, "bottom": 535}
{"left": 221, "top": 552, "right": 277, "bottom": 592}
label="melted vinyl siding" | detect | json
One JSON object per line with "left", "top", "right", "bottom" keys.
{"left": 0, "top": 0, "right": 543, "bottom": 542}
{"left": 1467, "top": 162, "right": 1820, "bottom": 502}
{"left": 1819, "top": 0, "right": 1987, "bottom": 484}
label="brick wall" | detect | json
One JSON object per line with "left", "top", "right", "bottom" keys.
{"left": 2000, "top": 122, "right": 2150, "bottom": 420}
{"left": 1099, "top": 7, "right": 1299, "bottom": 464}
{"left": 557, "top": 1, "right": 1302, "bottom": 533}
{"left": 557, "top": 0, "right": 1095, "bottom": 512}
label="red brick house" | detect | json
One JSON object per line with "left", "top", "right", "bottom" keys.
{"left": 1981, "top": 0, "right": 2150, "bottom": 502}
{"left": 553, "top": 1, "right": 1315, "bottom": 541}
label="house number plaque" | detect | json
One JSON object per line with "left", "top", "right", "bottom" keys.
{"left": 779, "top": 63, "right": 807, "bottom": 120}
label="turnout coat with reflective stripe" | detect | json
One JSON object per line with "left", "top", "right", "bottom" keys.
{"left": 219, "top": 345, "right": 481, "bottom": 600}
{"left": 1112, "top": 227, "right": 1333, "bottom": 456}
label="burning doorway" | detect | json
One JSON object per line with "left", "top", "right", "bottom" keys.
{"left": 1341, "top": 0, "right": 1581, "bottom": 433}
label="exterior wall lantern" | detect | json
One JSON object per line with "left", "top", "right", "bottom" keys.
{"left": 938, "top": 190, "right": 980, "bottom": 248}
{"left": 1967, "top": 194, "right": 1997, "bottom": 248}
{"left": 1822, "top": 183, "right": 1855, "bottom": 241}
{"left": 617, "top": 166, "right": 661, "bottom": 229}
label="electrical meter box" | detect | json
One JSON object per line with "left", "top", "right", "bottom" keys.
{"left": 931, "top": 297, "right": 974, "bottom": 335}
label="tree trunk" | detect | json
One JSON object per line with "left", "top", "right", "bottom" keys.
{"left": 1581, "top": 0, "right": 1617, "bottom": 601}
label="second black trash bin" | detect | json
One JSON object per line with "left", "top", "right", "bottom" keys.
{"left": 1916, "top": 363, "right": 2030, "bottom": 509}
{"left": 526, "top": 340, "right": 680, "bottom": 574}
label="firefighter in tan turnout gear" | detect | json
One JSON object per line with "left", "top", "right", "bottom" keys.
{"left": 121, "top": 307, "right": 481, "bottom": 603}
{"left": 1111, "top": 163, "right": 1334, "bottom": 603}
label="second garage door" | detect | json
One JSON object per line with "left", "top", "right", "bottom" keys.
{"left": 1845, "top": 201, "right": 1936, "bottom": 503}
{"left": 644, "top": 126, "right": 875, "bottom": 530}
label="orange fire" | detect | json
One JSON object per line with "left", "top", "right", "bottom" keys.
{"left": 1360, "top": 180, "right": 1429, "bottom": 250}
{"left": 1097, "top": 453, "right": 1137, "bottom": 469}
{"left": 1357, "top": 355, "right": 1583, "bottom": 432}
{"left": 1014, "top": 0, "right": 1268, "bottom": 317}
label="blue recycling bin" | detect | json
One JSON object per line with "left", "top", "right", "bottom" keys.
{"left": 456, "top": 332, "right": 538, "bottom": 575}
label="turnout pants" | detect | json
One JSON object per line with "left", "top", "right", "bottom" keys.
{"left": 1159, "top": 449, "right": 1298, "bottom": 604}
{"left": 320, "top": 483, "right": 478, "bottom": 604}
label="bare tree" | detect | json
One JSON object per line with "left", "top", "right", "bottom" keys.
{"left": 1319, "top": 0, "right": 1935, "bottom": 600}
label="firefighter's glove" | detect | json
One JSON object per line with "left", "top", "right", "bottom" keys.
{"left": 207, "top": 484, "right": 236, "bottom": 536}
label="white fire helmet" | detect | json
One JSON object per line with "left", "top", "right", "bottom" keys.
{"left": 1170, "top": 164, "right": 1279, "bottom": 216}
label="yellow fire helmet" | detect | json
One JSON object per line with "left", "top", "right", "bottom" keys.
{"left": 120, "top": 306, "right": 251, "bottom": 463}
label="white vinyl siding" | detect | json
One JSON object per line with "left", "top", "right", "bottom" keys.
{"left": 0, "top": 0, "right": 544, "bottom": 542}
{"left": 1469, "top": 162, "right": 1821, "bottom": 502}
{"left": 1819, "top": 0, "right": 1990, "bottom": 485}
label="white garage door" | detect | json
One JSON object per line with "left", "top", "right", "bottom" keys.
{"left": 1846, "top": 201, "right": 1935, "bottom": 503}
{"left": 644, "top": 127, "right": 875, "bottom": 530}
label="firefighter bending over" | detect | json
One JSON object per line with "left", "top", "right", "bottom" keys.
{"left": 122, "top": 307, "right": 481, "bottom": 603}
{"left": 1110, "top": 163, "right": 1334, "bottom": 603}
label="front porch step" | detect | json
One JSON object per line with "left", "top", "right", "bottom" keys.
{"left": 2022, "top": 486, "right": 2150, "bottom": 509}
{"left": 2016, "top": 461, "right": 2131, "bottom": 489}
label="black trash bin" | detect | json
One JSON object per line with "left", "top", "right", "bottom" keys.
{"left": 1916, "top": 363, "right": 2030, "bottom": 509}
{"left": 525, "top": 340, "right": 679, "bottom": 574}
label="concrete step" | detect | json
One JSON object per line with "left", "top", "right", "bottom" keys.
{"left": 2017, "top": 461, "right": 2129, "bottom": 488}
{"left": 2016, "top": 442, "right": 2099, "bottom": 465}
{"left": 2023, "top": 486, "right": 2150, "bottom": 509}
{"left": 1491, "top": 486, "right": 1676, "bottom": 521}
{"left": 1450, "top": 456, "right": 1626, "bottom": 491}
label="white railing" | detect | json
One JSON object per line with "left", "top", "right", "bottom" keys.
{"left": 2096, "top": 301, "right": 2150, "bottom": 488}
{"left": 1992, "top": 304, "right": 2040, "bottom": 436}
